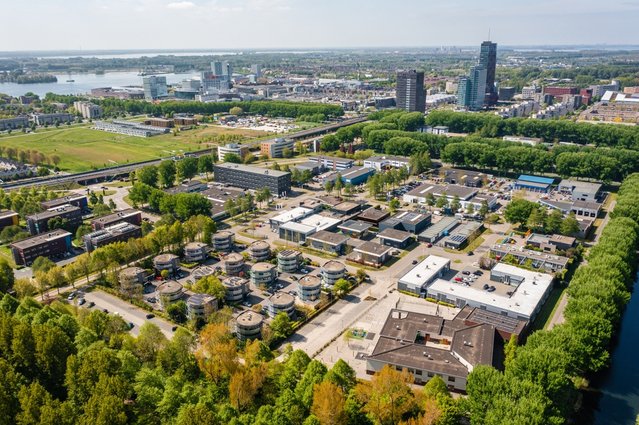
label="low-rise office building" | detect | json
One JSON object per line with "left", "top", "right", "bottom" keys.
{"left": 235, "top": 311, "right": 264, "bottom": 340}
{"left": 331, "top": 201, "right": 365, "bottom": 216}
{"left": 269, "top": 207, "right": 314, "bottom": 230}
{"left": 442, "top": 222, "right": 483, "bottom": 250}
{"left": 26, "top": 205, "right": 83, "bottom": 235}
{"left": 366, "top": 309, "right": 496, "bottom": 391}
{"left": 308, "top": 156, "right": 354, "bottom": 171}
{"left": 83, "top": 222, "right": 142, "bottom": 252}
{"left": 356, "top": 207, "right": 390, "bottom": 226}
{"left": 321, "top": 166, "right": 375, "bottom": 186}
{"left": 279, "top": 214, "right": 341, "bottom": 243}
{"left": 221, "top": 276, "right": 249, "bottom": 302}
{"left": 298, "top": 275, "right": 322, "bottom": 301}
{"left": 153, "top": 253, "right": 180, "bottom": 274}
{"left": 0, "top": 210, "right": 18, "bottom": 231}
{"left": 251, "top": 262, "right": 277, "bottom": 286}
{"left": 337, "top": 219, "right": 372, "bottom": 238}
{"left": 223, "top": 252, "right": 245, "bottom": 276}
{"left": 41, "top": 194, "right": 88, "bottom": 210}
{"left": 213, "top": 163, "right": 291, "bottom": 196}
{"left": 165, "top": 180, "right": 208, "bottom": 195}
{"left": 10, "top": 229, "right": 72, "bottom": 266}
{"left": 526, "top": 233, "right": 576, "bottom": 253}
{"left": 183, "top": 242, "right": 209, "bottom": 263}
{"left": 30, "top": 113, "right": 73, "bottom": 126}
{"left": 363, "top": 155, "right": 410, "bottom": 171}
{"left": 268, "top": 292, "right": 295, "bottom": 317}
{"left": 443, "top": 169, "right": 486, "bottom": 187}
{"left": 418, "top": 217, "right": 460, "bottom": 243}
{"left": 157, "top": 280, "right": 184, "bottom": 307}
{"left": 398, "top": 255, "right": 451, "bottom": 295}
{"left": 119, "top": 267, "right": 148, "bottom": 287}
{"left": 490, "top": 244, "right": 569, "bottom": 272}
{"left": 347, "top": 241, "right": 393, "bottom": 267}
{"left": 277, "top": 250, "right": 301, "bottom": 272}
{"left": 73, "top": 101, "right": 102, "bottom": 119}
{"left": 306, "top": 230, "right": 349, "bottom": 254}
{"left": 404, "top": 183, "right": 478, "bottom": 206}
{"left": 248, "top": 240, "right": 271, "bottom": 262}
{"left": 557, "top": 179, "right": 602, "bottom": 202}
{"left": 321, "top": 260, "right": 346, "bottom": 285}
{"left": 0, "top": 116, "right": 29, "bottom": 131}
{"left": 212, "top": 231, "right": 234, "bottom": 252}
{"left": 187, "top": 293, "right": 218, "bottom": 319}
{"left": 91, "top": 208, "right": 142, "bottom": 230}
{"left": 513, "top": 175, "right": 554, "bottom": 193}
{"left": 377, "top": 228, "right": 414, "bottom": 249}
{"left": 218, "top": 143, "right": 249, "bottom": 161}
{"left": 380, "top": 211, "right": 431, "bottom": 234}
{"left": 261, "top": 138, "right": 295, "bottom": 158}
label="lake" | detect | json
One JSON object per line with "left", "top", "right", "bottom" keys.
{"left": 0, "top": 71, "right": 200, "bottom": 98}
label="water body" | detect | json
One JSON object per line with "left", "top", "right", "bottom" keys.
{"left": 587, "top": 273, "right": 639, "bottom": 424}
{"left": 0, "top": 71, "right": 199, "bottom": 98}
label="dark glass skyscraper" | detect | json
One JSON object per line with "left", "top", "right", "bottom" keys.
{"left": 396, "top": 70, "right": 425, "bottom": 113}
{"left": 480, "top": 41, "right": 498, "bottom": 105}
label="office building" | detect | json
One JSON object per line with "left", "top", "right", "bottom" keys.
{"left": 251, "top": 64, "right": 262, "bottom": 77}
{"left": 321, "top": 166, "right": 375, "bottom": 186}
{"left": 73, "top": 101, "right": 102, "bottom": 119}
{"left": 187, "top": 293, "right": 218, "bottom": 320}
{"left": 479, "top": 41, "right": 498, "bottom": 105}
{"left": 222, "top": 253, "right": 245, "bottom": 276}
{"left": 277, "top": 250, "right": 301, "bottom": 273}
{"left": 307, "top": 230, "right": 349, "bottom": 255}
{"left": 396, "top": 70, "right": 425, "bottom": 113}
{"left": 513, "top": 175, "right": 554, "bottom": 193}
{"left": 153, "top": 253, "right": 180, "bottom": 274}
{"left": 269, "top": 207, "right": 314, "bottom": 230}
{"left": 260, "top": 138, "right": 295, "bottom": 158}
{"left": 201, "top": 71, "right": 229, "bottom": 92}
{"left": 363, "top": 155, "right": 410, "bottom": 171}
{"left": 251, "top": 262, "right": 277, "bottom": 286}
{"left": 490, "top": 244, "right": 569, "bottom": 272}
{"left": 278, "top": 215, "right": 341, "bottom": 243}
{"left": 248, "top": 240, "right": 271, "bottom": 262}
{"left": 221, "top": 276, "right": 249, "bottom": 302}
{"left": 93, "top": 120, "right": 169, "bottom": 137}
{"left": 0, "top": 210, "right": 19, "bottom": 231}
{"left": 377, "top": 228, "right": 414, "bottom": 249}
{"left": 142, "top": 76, "right": 168, "bottom": 100}
{"left": 41, "top": 195, "right": 88, "bottom": 211}
{"left": 212, "top": 231, "right": 234, "bottom": 252}
{"left": 183, "top": 242, "right": 209, "bottom": 263}
{"left": 398, "top": 255, "right": 451, "bottom": 295}
{"left": 218, "top": 143, "right": 249, "bottom": 161}
{"left": 0, "top": 116, "right": 29, "bottom": 131}
{"left": 11, "top": 229, "right": 72, "bottom": 266}
{"left": 83, "top": 222, "right": 142, "bottom": 252}
{"left": 157, "top": 280, "right": 184, "bottom": 307}
{"left": 379, "top": 211, "right": 431, "bottom": 234}
{"left": 347, "top": 241, "right": 393, "bottom": 267}
{"left": 557, "top": 179, "right": 602, "bottom": 202}
{"left": 321, "top": 260, "right": 346, "bottom": 285}
{"left": 268, "top": 292, "right": 295, "bottom": 318}
{"left": 498, "top": 86, "right": 516, "bottom": 101}
{"left": 213, "top": 163, "right": 291, "bottom": 196}
{"left": 337, "top": 219, "right": 372, "bottom": 239}
{"left": 26, "top": 205, "right": 82, "bottom": 235}
{"left": 308, "top": 156, "right": 354, "bottom": 172}
{"left": 30, "top": 113, "right": 73, "bottom": 126}
{"left": 457, "top": 65, "right": 487, "bottom": 110}
{"left": 356, "top": 207, "right": 390, "bottom": 225}
{"left": 365, "top": 309, "right": 497, "bottom": 391}
{"left": 443, "top": 169, "right": 486, "bottom": 187}
{"left": 418, "top": 217, "right": 460, "bottom": 243}
{"left": 91, "top": 208, "right": 142, "bottom": 230}
{"left": 235, "top": 311, "right": 264, "bottom": 340}
{"left": 119, "top": 267, "right": 148, "bottom": 287}
{"left": 442, "top": 222, "right": 483, "bottom": 250}
{"left": 298, "top": 275, "right": 321, "bottom": 301}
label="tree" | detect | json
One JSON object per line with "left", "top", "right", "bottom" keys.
{"left": 545, "top": 209, "right": 564, "bottom": 234}
{"left": 135, "top": 322, "right": 168, "bottom": 363}
{"left": 409, "top": 152, "right": 431, "bottom": 176}
{"left": 197, "top": 155, "right": 214, "bottom": 179}
{"left": 158, "top": 160, "right": 177, "bottom": 188}
{"left": 435, "top": 195, "right": 448, "bottom": 210}
{"left": 450, "top": 195, "right": 461, "bottom": 213}
{"left": 479, "top": 200, "right": 489, "bottom": 218}
{"left": 312, "top": 381, "right": 347, "bottom": 425}
{"left": 271, "top": 312, "right": 293, "bottom": 340}
{"left": 0, "top": 259, "right": 14, "bottom": 293}
{"left": 177, "top": 157, "right": 198, "bottom": 181}
{"left": 355, "top": 365, "right": 416, "bottom": 425}
{"left": 191, "top": 275, "right": 226, "bottom": 301}
{"left": 504, "top": 198, "right": 537, "bottom": 225}
{"left": 325, "top": 180, "right": 334, "bottom": 194}
{"left": 334, "top": 175, "right": 344, "bottom": 196}
{"left": 31, "top": 257, "right": 55, "bottom": 275}
{"left": 389, "top": 198, "right": 400, "bottom": 213}
{"left": 325, "top": 359, "right": 357, "bottom": 393}
{"left": 224, "top": 153, "right": 242, "bottom": 164}
{"left": 136, "top": 166, "right": 159, "bottom": 188}
{"left": 560, "top": 213, "right": 580, "bottom": 236}
{"left": 526, "top": 207, "right": 545, "bottom": 233}
{"left": 229, "top": 106, "right": 243, "bottom": 115}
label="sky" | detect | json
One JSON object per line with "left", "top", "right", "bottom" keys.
{"left": 1, "top": 0, "right": 639, "bottom": 51}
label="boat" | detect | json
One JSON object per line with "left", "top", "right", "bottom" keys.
{"left": 66, "top": 79, "right": 75, "bottom": 82}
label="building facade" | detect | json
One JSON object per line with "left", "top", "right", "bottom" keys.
{"left": 396, "top": 70, "right": 426, "bottom": 113}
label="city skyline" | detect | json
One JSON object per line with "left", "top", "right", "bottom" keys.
{"left": 2, "top": 0, "right": 639, "bottom": 51}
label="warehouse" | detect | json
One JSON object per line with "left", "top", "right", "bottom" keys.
{"left": 337, "top": 220, "right": 372, "bottom": 238}
{"left": 379, "top": 211, "right": 431, "bottom": 234}
{"left": 557, "top": 179, "right": 602, "bottom": 202}
{"left": 513, "top": 175, "right": 554, "bottom": 193}
{"left": 442, "top": 222, "right": 483, "bottom": 250}
{"left": 418, "top": 217, "right": 460, "bottom": 243}
{"left": 376, "top": 228, "right": 414, "bottom": 249}
{"left": 398, "top": 255, "right": 450, "bottom": 295}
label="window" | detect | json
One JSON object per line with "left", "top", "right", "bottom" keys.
{"left": 427, "top": 372, "right": 434, "bottom": 377}
{"left": 448, "top": 376, "right": 455, "bottom": 382}
{"left": 416, "top": 370, "right": 422, "bottom": 375}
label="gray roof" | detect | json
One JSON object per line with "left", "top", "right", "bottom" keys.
{"left": 354, "top": 241, "right": 393, "bottom": 257}
{"left": 338, "top": 219, "right": 372, "bottom": 233}
{"left": 214, "top": 162, "right": 290, "bottom": 177}
{"left": 11, "top": 229, "right": 71, "bottom": 249}
{"left": 307, "top": 230, "right": 349, "bottom": 246}
{"left": 377, "top": 228, "right": 413, "bottom": 242}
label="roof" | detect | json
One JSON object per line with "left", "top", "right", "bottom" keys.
{"left": 572, "top": 200, "right": 602, "bottom": 211}
{"left": 277, "top": 249, "right": 301, "bottom": 259}
{"left": 405, "top": 183, "right": 477, "bottom": 201}
{"left": 298, "top": 275, "right": 321, "bottom": 288}
{"left": 382, "top": 211, "right": 431, "bottom": 228}
{"left": 298, "top": 214, "right": 341, "bottom": 232}
{"left": 332, "top": 201, "right": 362, "bottom": 213}
{"left": 377, "top": 228, "right": 413, "bottom": 242}
{"left": 357, "top": 207, "right": 390, "bottom": 222}
{"left": 252, "top": 262, "right": 276, "bottom": 272}
{"left": 322, "top": 260, "right": 346, "bottom": 272}
{"left": 399, "top": 255, "right": 451, "bottom": 289}
{"left": 367, "top": 309, "right": 495, "bottom": 378}
{"left": 214, "top": 162, "right": 290, "bottom": 177}
{"left": 270, "top": 207, "right": 313, "bottom": 224}
{"left": 338, "top": 219, "right": 372, "bottom": 233}
{"left": 10, "top": 229, "right": 71, "bottom": 249}
{"left": 187, "top": 293, "right": 216, "bottom": 307}
{"left": 428, "top": 264, "right": 554, "bottom": 319}
{"left": 154, "top": 253, "right": 179, "bottom": 263}
{"left": 419, "top": 216, "right": 460, "bottom": 240}
{"left": 41, "top": 194, "right": 86, "bottom": 208}
{"left": 457, "top": 306, "right": 528, "bottom": 337}
{"left": 157, "top": 280, "right": 183, "bottom": 295}
{"left": 354, "top": 241, "right": 393, "bottom": 257}
{"left": 558, "top": 179, "right": 602, "bottom": 194}
{"left": 0, "top": 210, "right": 18, "bottom": 219}
{"left": 279, "top": 221, "right": 316, "bottom": 235}
{"left": 236, "top": 311, "right": 264, "bottom": 326}
{"left": 307, "top": 230, "right": 349, "bottom": 246}
{"left": 517, "top": 175, "right": 554, "bottom": 185}
{"left": 27, "top": 205, "right": 80, "bottom": 221}
{"left": 91, "top": 208, "right": 140, "bottom": 226}
{"left": 366, "top": 155, "right": 409, "bottom": 163}
{"left": 269, "top": 291, "right": 295, "bottom": 307}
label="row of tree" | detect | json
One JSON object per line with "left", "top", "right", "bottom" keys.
{"left": 128, "top": 183, "right": 212, "bottom": 221}
{"left": 503, "top": 198, "right": 580, "bottom": 236}
{"left": 424, "top": 110, "right": 639, "bottom": 150}
{"left": 465, "top": 173, "right": 639, "bottom": 424}
{"left": 135, "top": 155, "right": 215, "bottom": 189}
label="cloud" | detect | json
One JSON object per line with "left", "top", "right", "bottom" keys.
{"left": 166, "top": 1, "right": 195, "bottom": 9}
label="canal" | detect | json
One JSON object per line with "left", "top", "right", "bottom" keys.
{"left": 587, "top": 273, "right": 639, "bottom": 424}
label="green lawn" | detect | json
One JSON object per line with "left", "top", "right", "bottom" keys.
{"left": 0, "top": 124, "right": 270, "bottom": 173}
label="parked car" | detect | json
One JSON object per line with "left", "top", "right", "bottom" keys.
{"left": 78, "top": 298, "right": 86, "bottom": 306}
{"left": 88, "top": 301, "right": 95, "bottom": 308}
{"left": 462, "top": 271, "right": 470, "bottom": 275}
{"left": 454, "top": 277, "right": 463, "bottom": 282}
{"left": 67, "top": 292, "right": 76, "bottom": 301}
{"left": 412, "top": 259, "right": 418, "bottom": 265}
{"left": 146, "top": 313, "right": 155, "bottom": 319}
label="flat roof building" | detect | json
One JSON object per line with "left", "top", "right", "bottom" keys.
{"left": 83, "top": 222, "right": 142, "bottom": 252}
{"left": 0, "top": 210, "right": 18, "bottom": 231}
{"left": 41, "top": 194, "right": 88, "bottom": 210}
{"left": 277, "top": 250, "right": 301, "bottom": 273}
{"left": 269, "top": 207, "right": 313, "bottom": 230}
{"left": 268, "top": 292, "right": 295, "bottom": 317}
{"left": 380, "top": 211, "right": 431, "bottom": 234}
{"left": 153, "top": 253, "right": 180, "bottom": 274}
{"left": 183, "top": 242, "right": 209, "bottom": 263}
{"left": 490, "top": 244, "right": 569, "bottom": 272}
{"left": 251, "top": 262, "right": 277, "bottom": 286}
{"left": 212, "top": 231, "right": 234, "bottom": 252}
{"left": 10, "top": 229, "right": 71, "bottom": 266}
{"left": 260, "top": 138, "right": 295, "bottom": 158}
{"left": 442, "top": 222, "right": 483, "bottom": 250}
{"left": 235, "top": 311, "right": 264, "bottom": 340}
{"left": 398, "top": 255, "right": 451, "bottom": 295}
{"left": 443, "top": 169, "right": 486, "bottom": 187}
{"left": 221, "top": 276, "right": 249, "bottom": 302}
{"left": 557, "top": 179, "right": 602, "bottom": 202}
{"left": 306, "top": 230, "right": 349, "bottom": 254}
{"left": 308, "top": 156, "right": 354, "bottom": 172}
{"left": 298, "top": 275, "right": 321, "bottom": 302}
{"left": 91, "top": 208, "right": 142, "bottom": 230}
{"left": 347, "top": 241, "right": 393, "bottom": 267}
{"left": 418, "top": 217, "right": 460, "bottom": 243}
{"left": 321, "top": 260, "right": 346, "bottom": 285}
{"left": 526, "top": 233, "right": 576, "bottom": 253}
{"left": 377, "top": 228, "right": 414, "bottom": 249}
{"left": 248, "top": 240, "right": 271, "bottom": 262}
{"left": 279, "top": 214, "right": 342, "bottom": 243}
{"left": 514, "top": 175, "right": 554, "bottom": 193}
{"left": 187, "top": 293, "right": 218, "bottom": 319}
{"left": 26, "top": 205, "right": 82, "bottom": 235}
{"left": 213, "top": 163, "right": 291, "bottom": 196}
{"left": 356, "top": 207, "right": 390, "bottom": 225}
{"left": 223, "top": 253, "right": 245, "bottom": 276}
{"left": 363, "top": 155, "right": 410, "bottom": 171}
{"left": 427, "top": 264, "right": 554, "bottom": 321}
{"left": 218, "top": 143, "right": 249, "bottom": 161}
{"left": 337, "top": 219, "right": 372, "bottom": 238}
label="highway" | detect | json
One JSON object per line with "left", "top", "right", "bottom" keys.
{"left": 1, "top": 117, "right": 368, "bottom": 191}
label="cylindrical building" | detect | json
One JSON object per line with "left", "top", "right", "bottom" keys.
{"left": 248, "top": 240, "right": 271, "bottom": 262}
{"left": 183, "top": 241, "right": 208, "bottom": 262}
{"left": 186, "top": 293, "right": 217, "bottom": 319}
{"left": 221, "top": 276, "right": 249, "bottom": 302}
{"left": 297, "top": 275, "right": 322, "bottom": 301}
{"left": 277, "top": 249, "right": 301, "bottom": 273}
{"left": 321, "top": 260, "right": 346, "bottom": 286}
{"left": 119, "top": 266, "right": 146, "bottom": 287}
{"left": 251, "top": 262, "right": 277, "bottom": 286}
{"left": 153, "top": 253, "right": 180, "bottom": 274}
{"left": 235, "top": 311, "right": 264, "bottom": 340}
{"left": 157, "top": 280, "right": 184, "bottom": 307}
{"left": 212, "top": 231, "right": 234, "bottom": 252}
{"left": 268, "top": 291, "right": 295, "bottom": 317}
{"left": 223, "top": 252, "right": 245, "bottom": 276}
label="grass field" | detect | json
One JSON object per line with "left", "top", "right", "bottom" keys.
{"left": 0, "top": 124, "right": 274, "bottom": 173}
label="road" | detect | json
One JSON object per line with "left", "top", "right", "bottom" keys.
{"left": 77, "top": 289, "right": 175, "bottom": 339}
